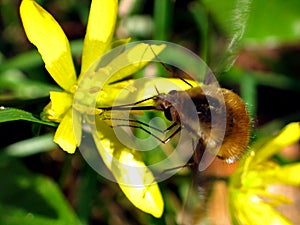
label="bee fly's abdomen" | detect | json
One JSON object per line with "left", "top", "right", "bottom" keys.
{"left": 216, "top": 88, "right": 251, "bottom": 163}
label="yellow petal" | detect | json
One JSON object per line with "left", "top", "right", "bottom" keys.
{"left": 111, "top": 37, "right": 131, "bottom": 48}
{"left": 116, "top": 150, "right": 164, "bottom": 218}
{"left": 73, "top": 109, "right": 83, "bottom": 147}
{"left": 41, "top": 91, "right": 73, "bottom": 122}
{"left": 91, "top": 119, "right": 164, "bottom": 217}
{"left": 96, "top": 77, "right": 199, "bottom": 107}
{"left": 80, "top": 0, "right": 118, "bottom": 75}
{"left": 79, "top": 43, "right": 166, "bottom": 99}
{"left": 102, "top": 43, "right": 166, "bottom": 84}
{"left": 54, "top": 109, "right": 79, "bottom": 153}
{"left": 258, "top": 163, "right": 300, "bottom": 186}
{"left": 20, "top": 0, "right": 76, "bottom": 91}
{"left": 119, "top": 182, "right": 163, "bottom": 218}
{"left": 229, "top": 190, "right": 293, "bottom": 225}
{"left": 252, "top": 122, "right": 300, "bottom": 165}
{"left": 77, "top": 44, "right": 168, "bottom": 108}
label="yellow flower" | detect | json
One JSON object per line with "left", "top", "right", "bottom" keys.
{"left": 20, "top": 0, "right": 118, "bottom": 153}
{"left": 229, "top": 122, "right": 300, "bottom": 224}
{"left": 20, "top": 0, "right": 165, "bottom": 217}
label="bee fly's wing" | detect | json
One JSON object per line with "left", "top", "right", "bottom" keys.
{"left": 203, "top": 69, "right": 218, "bottom": 86}
{"left": 177, "top": 172, "right": 201, "bottom": 225}
{"left": 207, "top": 0, "right": 252, "bottom": 79}
{"left": 178, "top": 170, "right": 218, "bottom": 225}
{"left": 198, "top": 150, "right": 219, "bottom": 171}
{"left": 94, "top": 44, "right": 126, "bottom": 71}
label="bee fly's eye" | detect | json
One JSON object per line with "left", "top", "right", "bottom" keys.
{"left": 164, "top": 107, "right": 173, "bottom": 121}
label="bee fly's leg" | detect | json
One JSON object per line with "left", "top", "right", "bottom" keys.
{"left": 142, "top": 161, "right": 195, "bottom": 198}
{"left": 114, "top": 124, "right": 168, "bottom": 144}
{"left": 102, "top": 117, "right": 181, "bottom": 144}
{"left": 108, "top": 118, "right": 178, "bottom": 135}
{"left": 157, "top": 162, "right": 195, "bottom": 178}
{"left": 193, "top": 138, "right": 206, "bottom": 166}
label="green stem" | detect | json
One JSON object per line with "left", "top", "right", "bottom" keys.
{"left": 240, "top": 72, "right": 257, "bottom": 119}
{"left": 153, "top": 0, "right": 173, "bottom": 40}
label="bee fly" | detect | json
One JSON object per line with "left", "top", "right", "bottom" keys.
{"left": 92, "top": 38, "right": 252, "bottom": 177}
{"left": 154, "top": 83, "right": 250, "bottom": 164}
{"left": 98, "top": 65, "right": 251, "bottom": 167}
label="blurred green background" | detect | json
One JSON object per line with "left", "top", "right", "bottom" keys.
{"left": 0, "top": 0, "right": 300, "bottom": 224}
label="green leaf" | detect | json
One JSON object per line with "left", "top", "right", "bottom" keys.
{"left": 0, "top": 70, "right": 60, "bottom": 100}
{"left": 0, "top": 159, "right": 81, "bottom": 225}
{"left": 202, "top": 0, "right": 240, "bottom": 34}
{"left": 244, "top": 0, "right": 300, "bottom": 46}
{"left": 202, "top": 0, "right": 252, "bottom": 72}
{"left": 0, "top": 40, "right": 83, "bottom": 72}
{"left": 0, "top": 107, "right": 56, "bottom": 126}
{"left": 0, "top": 49, "right": 43, "bottom": 72}
{"left": 203, "top": 0, "right": 300, "bottom": 47}
{"left": 4, "top": 133, "right": 57, "bottom": 157}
